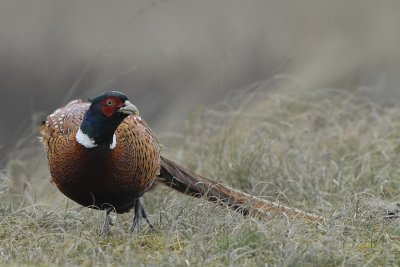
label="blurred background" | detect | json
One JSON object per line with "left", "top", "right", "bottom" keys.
{"left": 1, "top": 0, "right": 400, "bottom": 165}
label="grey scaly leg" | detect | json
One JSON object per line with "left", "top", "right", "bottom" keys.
{"left": 131, "top": 198, "right": 154, "bottom": 232}
{"left": 101, "top": 208, "right": 112, "bottom": 235}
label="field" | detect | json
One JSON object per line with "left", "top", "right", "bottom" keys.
{"left": 2, "top": 83, "right": 400, "bottom": 266}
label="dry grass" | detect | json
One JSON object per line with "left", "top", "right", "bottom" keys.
{"left": 2, "top": 83, "right": 400, "bottom": 266}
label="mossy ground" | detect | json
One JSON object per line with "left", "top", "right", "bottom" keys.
{"left": 2, "top": 83, "right": 400, "bottom": 266}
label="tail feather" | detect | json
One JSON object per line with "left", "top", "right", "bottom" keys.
{"left": 157, "top": 156, "right": 325, "bottom": 224}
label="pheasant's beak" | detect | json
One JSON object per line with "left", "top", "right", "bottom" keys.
{"left": 118, "top": 100, "right": 139, "bottom": 115}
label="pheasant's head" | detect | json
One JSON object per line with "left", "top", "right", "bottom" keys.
{"left": 77, "top": 91, "right": 139, "bottom": 149}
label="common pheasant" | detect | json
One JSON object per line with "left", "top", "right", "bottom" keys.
{"left": 40, "top": 91, "right": 324, "bottom": 234}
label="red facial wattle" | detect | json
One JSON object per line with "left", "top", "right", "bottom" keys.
{"left": 100, "top": 96, "right": 124, "bottom": 117}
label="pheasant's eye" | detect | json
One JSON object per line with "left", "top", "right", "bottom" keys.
{"left": 106, "top": 99, "right": 114, "bottom": 106}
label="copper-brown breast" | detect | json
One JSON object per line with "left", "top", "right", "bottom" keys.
{"left": 40, "top": 99, "right": 161, "bottom": 213}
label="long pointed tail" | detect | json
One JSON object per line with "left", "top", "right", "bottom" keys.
{"left": 157, "top": 156, "right": 325, "bottom": 224}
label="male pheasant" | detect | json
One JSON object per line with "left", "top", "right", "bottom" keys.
{"left": 40, "top": 91, "right": 324, "bottom": 234}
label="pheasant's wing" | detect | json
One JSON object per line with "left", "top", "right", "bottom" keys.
{"left": 40, "top": 99, "right": 90, "bottom": 152}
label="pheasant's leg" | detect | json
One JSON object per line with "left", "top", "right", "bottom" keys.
{"left": 132, "top": 200, "right": 142, "bottom": 232}
{"left": 101, "top": 208, "right": 112, "bottom": 235}
{"left": 131, "top": 198, "right": 154, "bottom": 232}
{"left": 141, "top": 202, "right": 155, "bottom": 230}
